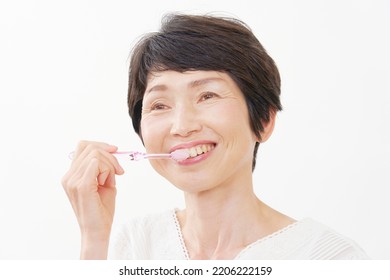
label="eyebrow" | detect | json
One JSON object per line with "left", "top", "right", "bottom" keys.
{"left": 146, "top": 84, "right": 167, "bottom": 94}
{"left": 188, "top": 77, "right": 225, "bottom": 88}
{"left": 146, "top": 77, "right": 225, "bottom": 94}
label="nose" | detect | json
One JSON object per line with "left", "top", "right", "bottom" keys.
{"left": 170, "top": 104, "right": 202, "bottom": 137}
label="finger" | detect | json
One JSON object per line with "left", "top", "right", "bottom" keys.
{"left": 81, "top": 157, "right": 115, "bottom": 188}
{"left": 98, "top": 148, "right": 124, "bottom": 175}
{"left": 71, "top": 157, "right": 100, "bottom": 195}
{"left": 71, "top": 160, "right": 113, "bottom": 193}
{"left": 103, "top": 172, "right": 116, "bottom": 188}
{"left": 97, "top": 169, "right": 110, "bottom": 187}
{"left": 74, "top": 143, "right": 124, "bottom": 175}
{"left": 92, "top": 150, "right": 124, "bottom": 176}
{"left": 73, "top": 141, "right": 118, "bottom": 162}
{"left": 92, "top": 158, "right": 117, "bottom": 188}
{"left": 71, "top": 148, "right": 115, "bottom": 174}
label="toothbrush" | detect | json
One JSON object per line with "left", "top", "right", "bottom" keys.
{"left": 124, "top": 150, "right": 189, "bottom": 161}
{"left": 68, "top": 149, "right": 189, "bottom": 162}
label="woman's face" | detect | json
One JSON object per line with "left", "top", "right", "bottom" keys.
{"left": 140, "top": 70, "right": 258, "bottom": 192}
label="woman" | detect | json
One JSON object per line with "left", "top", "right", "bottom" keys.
{"left": 62, "top": 13, "right": 368, "bottom": 259}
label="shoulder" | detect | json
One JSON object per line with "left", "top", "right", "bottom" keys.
{"left": 108, "top": 209, "right": 177, "bottom": 259}
{"left": 113, "top": 208, "right": 176, "bottom": 240}
{"left": 301, "top": 218, "right": 368, "bottom": 260}
{"left": 237, "top": 218, "right": 369, "bottom": 260}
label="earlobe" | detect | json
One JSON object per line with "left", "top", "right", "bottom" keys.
{"left": 259, "top": 109, "right": 276, "bottom": 143}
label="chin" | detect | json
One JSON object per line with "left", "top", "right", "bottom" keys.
{"left": 170, "top": 178, "right": 214, "bottom": 194}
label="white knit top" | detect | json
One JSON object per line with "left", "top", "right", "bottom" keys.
{"left": 108, "top": 209, "right": 368, "bottom": 260}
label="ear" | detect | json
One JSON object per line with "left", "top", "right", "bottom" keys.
{"left": 258, "top": 109, "right": 276, "bottom": 143}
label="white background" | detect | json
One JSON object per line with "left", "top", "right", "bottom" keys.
{"left": 0, "top": 0, "right": 389, "bottom": 259}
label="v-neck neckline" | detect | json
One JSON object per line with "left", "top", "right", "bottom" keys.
{"left": 171, "top": 208, "right": 302, "bottom": 260}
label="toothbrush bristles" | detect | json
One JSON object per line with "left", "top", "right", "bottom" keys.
{"left": 171, "top": 149, "right": 189, "bottom": 161}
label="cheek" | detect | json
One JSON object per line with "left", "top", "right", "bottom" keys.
{"left": 140, "top": 117, "right": 168, "bottom": 151}
{"left": 210, "top": 102, "right": 250, "bottom": 133}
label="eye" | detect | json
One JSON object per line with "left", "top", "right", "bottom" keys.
{"left": 151, "top": 102, "right": 169, "bottom": 111}
{"left": 199, "top": 92, "right": 218, "bottom": 101}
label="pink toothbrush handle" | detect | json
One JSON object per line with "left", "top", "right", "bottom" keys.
{"left": 124, "top": 151, "right": 171, "bottom": 161}
{"left": 68, "top": 151, "right": 179, "bottom": 161}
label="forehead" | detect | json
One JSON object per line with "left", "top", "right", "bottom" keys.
{"left": 144, "top": 70, "right": 239, "bottom": 96}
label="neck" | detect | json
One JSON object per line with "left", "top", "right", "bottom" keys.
{"left": 177, "top": 174, "right": 277, "bottom": 259}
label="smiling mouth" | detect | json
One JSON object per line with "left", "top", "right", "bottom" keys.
{"left": 182, "top": 143, "right": 216, "bottom": 159}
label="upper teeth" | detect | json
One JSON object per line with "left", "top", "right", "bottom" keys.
{"left": 187, "top": 144, "right": 214, "bottom": 158}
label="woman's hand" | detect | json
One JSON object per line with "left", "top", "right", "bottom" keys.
{"left": 61, "top": 141, "right": 125, "bottom": 259}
